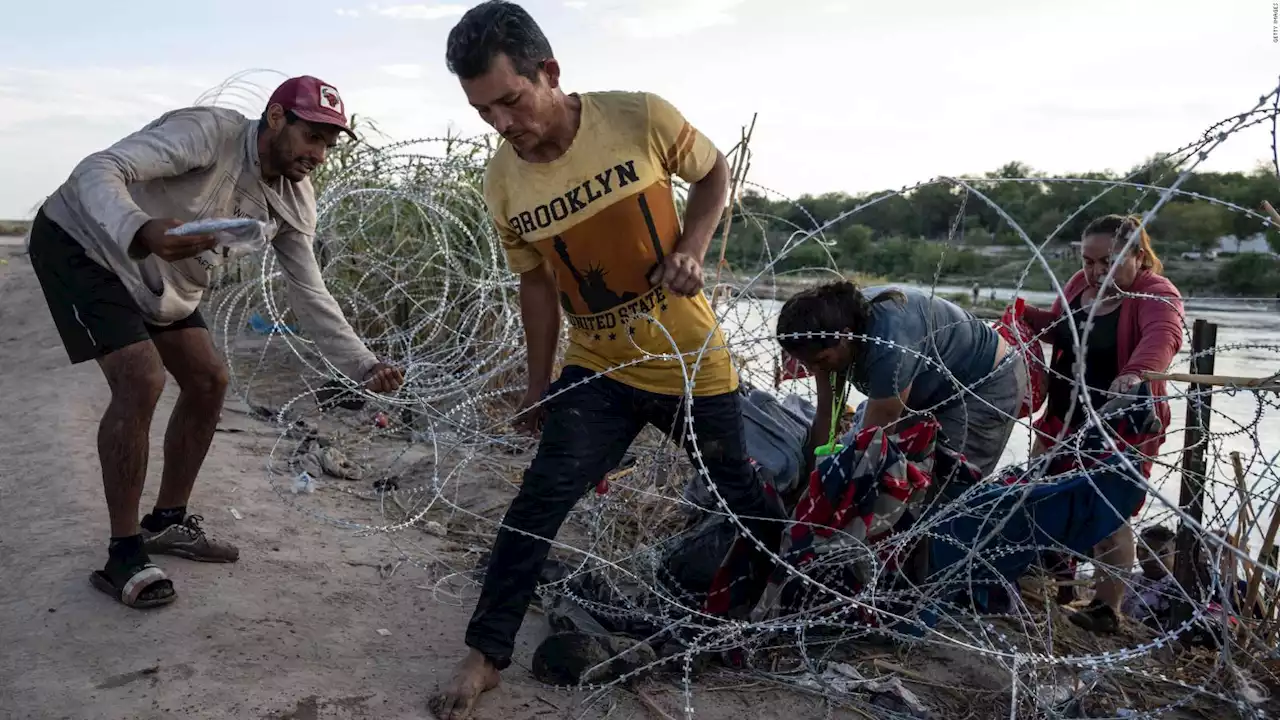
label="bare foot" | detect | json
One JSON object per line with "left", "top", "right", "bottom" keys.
{"left": 431, "top": 649, "right": 501, "bottom": 719}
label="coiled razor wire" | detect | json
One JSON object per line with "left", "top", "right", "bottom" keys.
{"left": 197, "top": 69, "right": 1280, "bottom": 718}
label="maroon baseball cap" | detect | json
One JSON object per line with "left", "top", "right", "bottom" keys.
{"left": 267, "top": 75, "right": 356, "bottom": 140}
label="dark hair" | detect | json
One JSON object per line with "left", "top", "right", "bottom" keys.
{"left": 1140, "top": 524, "right": 1176, "bottom": 547}
{"left": 776, "top": 281, "right": 904, "bottom": 358}
{"left": 445, "top": 1, "right": 553, "bottom": 82}
{"left": 1083, "top": 213, "right": 1163, "bottom": 275}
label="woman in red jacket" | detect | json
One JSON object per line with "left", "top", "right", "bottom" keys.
{"left": 1022, "top": 214, "right": 1185, "bottom": 633}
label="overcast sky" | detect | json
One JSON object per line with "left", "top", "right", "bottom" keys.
{"left": 0, "top": 0, "right": 1276, "bottom": 218}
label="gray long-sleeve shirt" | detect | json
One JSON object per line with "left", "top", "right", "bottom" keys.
{"left": 40, "top": 105, "right": 377, "bottom": 380}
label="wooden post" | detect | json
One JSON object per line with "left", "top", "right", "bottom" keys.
{"left": 1242, "top": 488, "right": 1280, "bottom": 643}
{"left": 709, "top": 113, "right": 757, "bottom": 309}
{"left": 1172, "top": 319, "right": 1218, "bottom": 631}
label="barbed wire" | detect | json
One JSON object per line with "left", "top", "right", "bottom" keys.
{"left": 199, "top": 69, "right": 1280, "bottom": 718}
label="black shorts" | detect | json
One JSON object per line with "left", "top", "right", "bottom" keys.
{"left": 27, "top": 208, "right": 207, "bottom": 365}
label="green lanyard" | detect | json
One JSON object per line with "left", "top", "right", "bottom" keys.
{"left": 814, "top": 371, "right": 848, "bottom": 458}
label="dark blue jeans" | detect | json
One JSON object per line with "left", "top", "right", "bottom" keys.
{"left": 465, "top": 365, "right": 783, "bottom": 669}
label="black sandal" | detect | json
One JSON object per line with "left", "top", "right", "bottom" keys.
{"left": 89, "top": 560, "right": 176, "bottom": 609}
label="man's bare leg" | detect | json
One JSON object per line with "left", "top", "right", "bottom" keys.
{"left": 97, "top": 342, "right": 167, "bottom": 538}
{"left": 150, "top": 327, "right": 228, "bottom": 510}
{"left": 432, "top": 650, "right": 501, "bottom": 720}
{"left": 140, "top": 327, "right": 238, "bottom": 562}
{"left": 1067, "top": 523, "right": 1135, "bottom": 633}
{"left": 1092, "top": 523, "right": 1136, "bottom": 612}
{"left": 92, "top": 341, "right": 176, "bottom": 607}
{"left": 432, "top": 364, "right": 639, "bottom": 718}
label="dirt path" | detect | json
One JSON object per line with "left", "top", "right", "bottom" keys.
{"left": 0, "top": 246, "right": 850, "bottom": 720}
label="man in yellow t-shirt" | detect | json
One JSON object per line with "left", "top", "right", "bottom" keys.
{"left": 433, "top": 3, "right": 783, "bottom": 717}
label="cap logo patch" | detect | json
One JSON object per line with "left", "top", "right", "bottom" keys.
{"left": 318, "top": 85, "right": 343, "bottom": 114}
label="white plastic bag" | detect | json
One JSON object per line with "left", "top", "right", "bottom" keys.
{"left": 166, "top": 217, "right": 269, "bottom": 255}
{"left": 292, "top": 471, "right": 317, "bottom": 495}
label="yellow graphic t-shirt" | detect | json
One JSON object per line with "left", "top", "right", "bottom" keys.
{"left": 483, "top": 91, "right": 737, "bottom": 397}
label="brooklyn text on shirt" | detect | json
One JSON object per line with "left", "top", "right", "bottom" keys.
{"left": 506, "top": 160, "right": 641, "bottom": 236}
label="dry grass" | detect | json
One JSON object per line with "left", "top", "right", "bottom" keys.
{"left": 0, "top": 219, "right": 30, "bottom": 236}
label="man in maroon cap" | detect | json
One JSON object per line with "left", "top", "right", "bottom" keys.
{"left": 27, "top": 75, "right": 403, "bottom": 609}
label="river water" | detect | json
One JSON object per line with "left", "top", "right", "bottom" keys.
{"left": 722, "top": 282, "right": 1280, "bottom": 550}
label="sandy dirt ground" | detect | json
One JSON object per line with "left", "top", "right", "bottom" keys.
{"left": 0, "top": 244, "right": 880, "bottom": 720}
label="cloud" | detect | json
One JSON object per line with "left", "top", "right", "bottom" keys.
{"left": 564, "top": 1, "right": 588, "bottom": 8}
{"left": 379, "top": 64, "right": 424, "bottom": 80}
{"left": 335, "top": 8, "right": 361, "bottom": 17}
{"left": 0, "top": 65, "right": 485, "bottom": 217}
{"left": 372, "top": 3, "right": 467, "bottom": 21}
{"left": 0, "top": 66, "right": 241, "bottom": 217}
{"left": 339, "top": 83, "right": 489, "bottom": 142}
{"left": 598, "top": 0, "right": 746, "bottom": 39}
{"left": 0, "top": 67, "right": 216, "bottom": 132}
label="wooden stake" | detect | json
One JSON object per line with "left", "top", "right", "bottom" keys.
{"left": 1142, "top": 371, "right": 1280, "bottom": 391}
{"left": 1172, "top": 320, "right": 1217, "bottom": 632}
{"left": 1261, "top": 200, "right": 1280, "bottom": 227}
{"left": 710, "top": 113, "right": 758, "bottom": 308}
{"left": 1243, "top": 484, "right": 1280, "bottom": 643}
{"left": 1232, "top": 452, "right": 1253, "bottom": 555}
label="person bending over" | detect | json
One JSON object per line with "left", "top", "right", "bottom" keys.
{"left": 432, "top": 3, "right": 782, "bottom": 717}
{"left": 27, "top": 76, "right": 403, "bottom": 609}
{"left": 776, "top": 282, "right": 1028, "bottom": 496}
{"left": 1021, "top": 214, "right": 1183, "bottom": 632}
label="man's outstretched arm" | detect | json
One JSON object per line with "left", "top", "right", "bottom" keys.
{"left": 272, "top": 228, "right": 401, "bottom": 389}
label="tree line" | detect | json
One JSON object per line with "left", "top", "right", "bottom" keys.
{"left": 718, "top": 160, "right": 1280, "bottom": 296}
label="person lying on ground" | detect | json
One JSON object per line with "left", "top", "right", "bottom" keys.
{"left": 1019, "top": 214, "right": 1183, "bottom": 633}
{"left": 27, "top": 75, "right": 404, "bottom": 610}
{"left": 431, "top": 3, "right": 784, "bottom": 717}
{"left": 775, "top": 281, "right": 1028, "bottom": 500}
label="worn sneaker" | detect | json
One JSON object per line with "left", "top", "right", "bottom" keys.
{"left": 141, "top": 515, "right": 239, "bottom": 563}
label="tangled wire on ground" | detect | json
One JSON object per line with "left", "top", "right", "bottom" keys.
{"left": 201, "top": 69, "right": 1280, "bottom": 717}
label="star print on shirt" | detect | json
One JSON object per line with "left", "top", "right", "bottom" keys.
{"left": 660, "top": 303, "right": 668, "bottom": 311}
{"left": 608, "top": 332, "right": 617, "bottom": 341}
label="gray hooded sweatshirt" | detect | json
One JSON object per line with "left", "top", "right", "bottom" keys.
{"left": 40, "top": 105, "right": 377, "bottom": 380}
